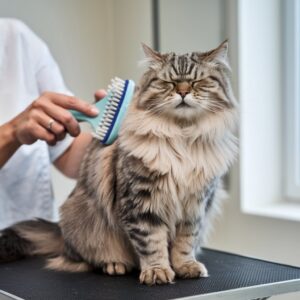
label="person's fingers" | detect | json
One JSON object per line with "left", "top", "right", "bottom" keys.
{"left": 30, "top": 110, "right": 66, "bottom": 139}
{"left": 26, "top": 120, "right": 57, "bottom": 145}
{"left": 49, "top": 122, "right": 66, "bottom": 141}
{"left": 94, "top": 89, "right": 107, "bottom": 102}
{"left": 38, "top": 92, "right": 99, "bottom": 116}
{"left": 35, "top": 101, "right": 80, "bottom": 137}
{"left": 55, "top": 131, "right": 67, "bottom": 142}
{"left": 45, "top": 118, "right": 66, "bottom": 141}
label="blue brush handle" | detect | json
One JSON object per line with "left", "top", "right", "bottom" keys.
{"left": 69, "top": 109, "right": 92, "bottom": 123}
{"left": 69, "top": 96, "right": 109, "bottom": 131}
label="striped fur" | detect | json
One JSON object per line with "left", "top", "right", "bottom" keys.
{"left": 0, "top": 41, "right": 238, "bottom": 285}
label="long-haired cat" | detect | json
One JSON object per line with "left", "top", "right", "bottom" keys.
{"left": 0, "top": 41, "right": 238, "bottom": 285}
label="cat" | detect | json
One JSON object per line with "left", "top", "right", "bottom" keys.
{"left": 0, "top": 41, "right": 238, "bottom": 285}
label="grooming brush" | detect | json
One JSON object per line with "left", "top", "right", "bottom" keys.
{"left": 70, "top": 77, "right": 135, "bottom": 144}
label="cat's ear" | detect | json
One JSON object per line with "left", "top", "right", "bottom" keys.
{"left": 200, "top": 40, "right": 230, "bottom": 69}
{"left": 141, "top": 43, "right": 165, "bottom": 69}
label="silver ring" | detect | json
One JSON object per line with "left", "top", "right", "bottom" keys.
{"left": 47, "top": 119, "right": 55, "bottom": 131}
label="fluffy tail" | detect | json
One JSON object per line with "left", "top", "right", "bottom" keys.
{"left": 0, "top": 219, "right": 63, "bottom": 263}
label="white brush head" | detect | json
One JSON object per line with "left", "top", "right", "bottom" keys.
{"left": 93, "top": 77, "right": 127, "bottom": 142}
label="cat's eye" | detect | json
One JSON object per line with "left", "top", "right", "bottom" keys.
{"left": 161, "top": 80, "right": 176, "bottom": 88}
{"left": 191, "top": 80, "right": 204, "bottom": 87}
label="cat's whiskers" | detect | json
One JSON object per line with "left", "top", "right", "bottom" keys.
{"left": 196, "top": 97, "right": 226, "bottom": 113}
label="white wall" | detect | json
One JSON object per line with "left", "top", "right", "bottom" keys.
{"left": 159, "top": 0, "right": 225, "bottom": 53}
{"left": 0, "top": 0, "right": 115, "bottom": 99}
{"left": 112, "top": 0, "right": 153, "bottom": 82}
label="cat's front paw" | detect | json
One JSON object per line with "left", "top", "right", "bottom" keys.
{"left": 139, "top": 265, "right": 175, "bottom": 285}
{"left": 174, "top": 260, "right": 208, "bottom": 279}
{"left": 102, "top": 262, "right": 131, "bottom": 275}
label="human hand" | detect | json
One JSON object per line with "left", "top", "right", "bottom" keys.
{"left": 94, "top": 89, "right": 107, "bottom": 102}
{"left": 10, "top": 91, "right": 105, "bottom": 146}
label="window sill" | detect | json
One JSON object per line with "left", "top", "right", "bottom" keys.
{"left": 242, "top": 201, "right": 300, "bottom": 222}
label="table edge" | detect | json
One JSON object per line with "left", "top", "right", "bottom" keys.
{"left": 0, "top": 290, "right": 24, "bottom": 300}
{"left": 174, "top": 278, "right": 300, "bottom": 300}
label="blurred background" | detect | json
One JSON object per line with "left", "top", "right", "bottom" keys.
{"left": 1, "top": 0, "right": 299, "bottom": 299}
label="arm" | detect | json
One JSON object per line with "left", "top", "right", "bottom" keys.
{"left": 0, "top": 23, "right": 104, "bottom": 172}
{"left": 53, "top": 133, "right": 92, "bottom": 178}
{"left": 0, "top": 92, "right": 99, "bottom": 169}
{"left": 0, "top": 122, "right": 21, "bottom": 168}
{"left": 52, "top": 89, "right": 107, "bottom": 178}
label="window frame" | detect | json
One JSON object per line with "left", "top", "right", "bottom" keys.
{"left": 284, "top": 0, "right": 300, "bottom": 201}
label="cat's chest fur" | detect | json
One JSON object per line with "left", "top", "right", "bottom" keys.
{"left": 119, "top": 109, "right": 236, "bottom": 222}
{"left": 120, "top": 127, "right": 231, "bottom": 200}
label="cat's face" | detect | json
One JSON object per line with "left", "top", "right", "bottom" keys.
{"left": 137, "top": 41, "right": 235, "bottom": 121}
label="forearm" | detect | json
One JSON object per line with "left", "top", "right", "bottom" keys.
{"left": 0, "top": 121, "right": 21, "bottom": 168}
{"left": 53, "top": 133, "right": 93, "bottom": 178}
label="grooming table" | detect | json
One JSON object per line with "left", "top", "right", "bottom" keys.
{"left": 0, "top": 248, "right": 299, "bottom": 300}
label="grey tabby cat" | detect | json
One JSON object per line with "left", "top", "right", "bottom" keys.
{"left": 0, "top": 41, "right": 238, "bottom": 285}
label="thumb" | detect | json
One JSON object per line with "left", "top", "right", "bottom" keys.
{"left": 94, "top": 89, "right": 107, "bottom": 102}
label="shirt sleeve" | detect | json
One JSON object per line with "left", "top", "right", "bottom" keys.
{"left": 34, "top": 37, "right": 73, "bottom": 96}
{"left": 48, "top": 135, "right": 73, "bottom": 163}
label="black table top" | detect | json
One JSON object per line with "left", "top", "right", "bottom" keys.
{"left": 0, "top": 248, "right": 300, "bottom": 300}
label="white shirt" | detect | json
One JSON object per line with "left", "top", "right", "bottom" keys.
{"left": 0, "top": 19, "right": 73, "bottom": 229}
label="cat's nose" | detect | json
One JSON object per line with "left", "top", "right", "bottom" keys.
{"left": 177, "top": 90, "right": 190, "bottom": 99}
{"left": 176, "top": 82, "right": 191, "bottom": 99}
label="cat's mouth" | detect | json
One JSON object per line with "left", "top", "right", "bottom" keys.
{"left": 175, "top": 100, "right": 191, "bottom": 109}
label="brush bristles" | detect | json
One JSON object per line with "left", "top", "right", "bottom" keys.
{"left": 93, "top": 77, "right": 126, "bottom": 141}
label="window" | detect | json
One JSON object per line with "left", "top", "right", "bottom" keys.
{"left": 239, "top": 0, "right": 300, "bottom": 221}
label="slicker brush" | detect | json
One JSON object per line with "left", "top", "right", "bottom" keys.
{"left": 70, "top": 77, "right": 135, "bottom": 144}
